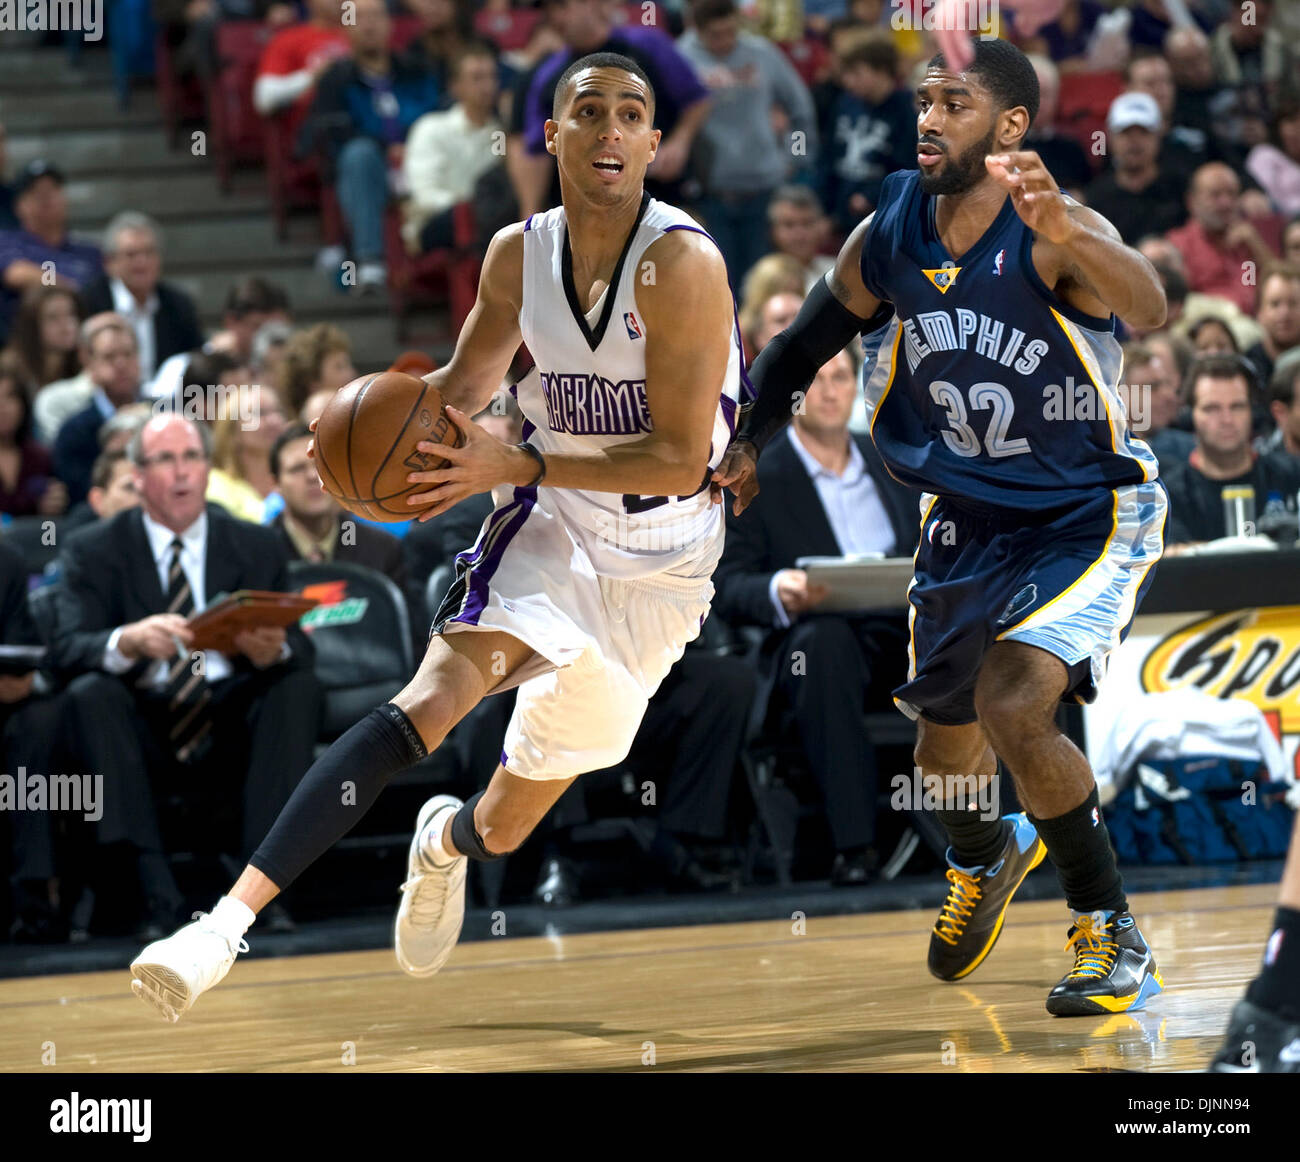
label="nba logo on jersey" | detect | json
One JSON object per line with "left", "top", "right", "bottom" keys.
{"left": 1091, "top": 807, "right": 1100, "bottom": 827}
{"left": 623, "top": 311, "right": 642, "bottom": 340}
{"left": 992, "top": 249, "right": 1005, "bottom": 276}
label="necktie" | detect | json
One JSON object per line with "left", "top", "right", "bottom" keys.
{"left": 160, "top": 537, "right": 212, "bottom": 763}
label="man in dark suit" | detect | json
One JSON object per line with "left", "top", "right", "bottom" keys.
{"left": 78, "top": 212, "right": 204, "bottom": 383}
{"left": 714, "top": 345, "right": 920, "bottom": 885}
{"left": 52, "top": 314, "right": 143, "bottom": 506}
{"left": 51, "top": 414, "right": 320, "bottom": 937}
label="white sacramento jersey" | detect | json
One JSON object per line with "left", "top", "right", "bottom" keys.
{"left": 515, "top": 193, "right": 748, "bottom": 580}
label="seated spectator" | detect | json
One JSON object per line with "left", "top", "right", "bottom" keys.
{"left": 1246, "top": 99, "right": 1300, "bottom": 217}
{"left": 52, "top": 314, "right": 142, "bottom": 506}
{"left": 79, "top": 213, "right": 204, "bottom": 384}
{"left": 250, "top": 319, "right": 294, "bottom": 397}
{"left": 1126, "top": 49, "right": 1209, "bottom": 175}
{"left": 507, "top": 0, "right": 710, "bottom": 218}
{"left": 1260, "top": 349, "right": 1300, "bottom": 468}
{"left": 1188, "top": 314, "right": 1240, "bottom": 357}
{"left": 1023, "top": 54, "right": 1091, "bottom": 198}
{"left": 205, "top": 383, "right": 289, "bottom": 523}
{"left": 1164, "top": 26, "right": 1218, "bottom": 145}
{"left": 252, "top": 0, "right": 351, "bottom": 130}
{"left": 0, "top": 539, "right": 69, "bottom": 942}
{"left": 302, "top": 0, "right": 440, "bottom": 293}
{"left": 60, "top": 447, "right": 141, "bottom": 537}
{"left": 678, "top": 0, "right": 819, "bottom": 286}
{"left": 0, "top": 353, "right": 65, "bottom": 517}
{"left": 149, "top": 276, "right": 291, "bottom": 402}
{"left": 0, "top": 161, "right": 101, "bottom": 344}
{"left": 280, "top": 323, "right": 356, "bottom": 416}
{"left": 742, "top": 288, "right": 802, "bottom": 361}
{"left": 268, "top": 421, "right": 406, "bottom": 581}
{"left": 1166, "top": 162, "right": 1279, "bottom": 316}
{"left": 6, "top": 284, "right": 80, "bottom": 390}
{"left": 1162, "top": 353, "right": 1300, "bottom": 546}
{"left": 1245, "top": 262, "right": 1300, "bottom": 388}
{"left": 1122, "top": 339, "right": 1193, "bottom": 464}
{"left": 814, "top": 32, "right": 911, "bottom": 239}
{"left": 738, "top": 255, "right": 803, "bottom": 351}
{"left": 765, "top": 184, "right": 834, "bottom": 292}
{"left": 1211, "top": 0, "right": 1288, "bottom": 91}
{"left": 1085, "top": 93, "right": 1188, "bottom": 245}
{"left": 50, "top": 413, "right": 319, "bottom": 937}
{"left": 401, "top": 42, "right": 505, "bottom": 257}
{"left": 712, "top": 345, "right": 920, "bottom": 885}
{"left": 401, "top": 0, "right": 475, "bottom": 99}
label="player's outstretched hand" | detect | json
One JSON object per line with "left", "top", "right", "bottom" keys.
{"left": 985, "top": 151, "right": 1073, "bottom": 245}
{"left": 710, "top": 440, "right": 759, "bottom": 516}
{"left": 406, "top": 405, "right": 513, "bottom": 522}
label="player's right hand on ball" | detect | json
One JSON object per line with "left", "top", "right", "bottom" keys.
{"left": 710, "top": 440, "right": 759, "bottom": 516}
{"left": 119, "top": 614, "right": 194, "bottom": 661}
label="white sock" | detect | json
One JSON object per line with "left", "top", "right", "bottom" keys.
{"left": 208, "top": 896, "right": 256, "bottom": 942}
{"left": 420, "top": 806, "right": 458, "bottom": 867}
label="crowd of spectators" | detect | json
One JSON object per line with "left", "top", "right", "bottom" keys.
{"left": 7, "top": 0, "right": 1300, "bottom": 943}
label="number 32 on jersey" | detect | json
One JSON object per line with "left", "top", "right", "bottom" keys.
{"left": 930, "top": 380, "right": 1030, "bottom": 459}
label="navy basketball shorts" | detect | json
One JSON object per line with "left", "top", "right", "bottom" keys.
{"left": 894, "top": 480, "right": 1168, "bottom": 726}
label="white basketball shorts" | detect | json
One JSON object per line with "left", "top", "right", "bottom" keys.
{"left": 431, "top": 486, "right": 717, "bottom": 780}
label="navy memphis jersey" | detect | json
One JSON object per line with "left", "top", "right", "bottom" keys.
{"left": 859, "top": 169, "right": 1158, "bottom": 514}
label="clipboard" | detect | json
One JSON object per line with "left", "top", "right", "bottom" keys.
{"left": 187, "top": 590, "right": 320, "bottom": 654}
{"left": 794, "top": 555, "right": 914, "bottom": 612}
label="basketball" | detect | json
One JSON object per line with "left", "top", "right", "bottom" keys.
{"left": 312, "top": 370, "right": 463, "bottom": 522}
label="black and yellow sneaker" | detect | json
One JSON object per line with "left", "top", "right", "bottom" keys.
{"left": 1046, "top": 910, "right": 1163, "bottom": 1017}
{"left": 928, "top": 812, "right": 1048, "bottom": 981}
{"left": 1208, "top": 999, "right": 1300, "bottom": 1073}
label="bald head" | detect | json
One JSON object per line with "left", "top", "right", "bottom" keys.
{"left": 1188, "top": 163, "right": 1241, "bottom": 235}
{"left": 131, "top": 414, "right": 212, "bottom": 533}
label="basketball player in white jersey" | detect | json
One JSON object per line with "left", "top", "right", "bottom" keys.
{"left": 127, "top": 52, "right": 745, "bottom": 1022}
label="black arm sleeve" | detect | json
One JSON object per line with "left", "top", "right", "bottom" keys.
{"left": 736, "top": 277, "right": 893, "bottom": 454}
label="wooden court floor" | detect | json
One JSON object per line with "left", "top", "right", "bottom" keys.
{"left": 0, "top": 883, "right": 1275, "bottom": 1072}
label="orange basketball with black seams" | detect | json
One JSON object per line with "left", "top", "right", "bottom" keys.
{"left": 313, "top": 371, "right": 464, "bottom": 522}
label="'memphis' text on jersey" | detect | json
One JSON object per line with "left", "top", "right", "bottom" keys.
{"left": 540, "top": 371, "right": 654, "bottom": 436}
{"left": 900, "top": 307, "right": 1052, "bottom": 376}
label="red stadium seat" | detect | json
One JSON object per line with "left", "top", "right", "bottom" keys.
{"left": 1056, "top": 70, "right": 1125, "bottom": 159}
{"left": 208, "top": 21, "right": 275, "bottom": 191}
{"left": 385, "top": 202, "right": 481, "bottom": 341}
{"left": 154, "top": 29, "right": 206, "bottom": 147}
{"left": 390, "top": 13, "right": 423, "bottom": 52}
{"left": 474, "top": 7, "right": 542, "bottom": 51}
{"left": 779, "top": 36, "right": 831, "bottom": 88}
{"left": 264, "top": 113, "right": 345, "bottom": 243}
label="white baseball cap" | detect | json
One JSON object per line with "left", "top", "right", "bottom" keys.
{"left": 1107, "top": 91, "right": 1162, "bottom": 134}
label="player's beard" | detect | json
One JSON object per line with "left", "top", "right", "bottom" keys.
{"left": 918, "top": 122, "right": 999, "bottom": 196}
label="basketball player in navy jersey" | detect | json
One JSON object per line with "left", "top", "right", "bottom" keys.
{"left": 128, "top": 53, "right": 746, "bottom": 1022}
{"left": 715, "top": 37, "right": 1168, "bottom": 1015}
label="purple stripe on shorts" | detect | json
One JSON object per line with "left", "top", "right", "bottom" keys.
{"left": 500, "top": 748, "right": 509, "bottom": 766}
{"left": 454, "top": 488, "right": 537, "bottom": 625}
{"left": 523, "top": 214, "right": 534, "bottom": 232}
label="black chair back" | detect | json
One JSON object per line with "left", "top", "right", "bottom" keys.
{"left": 287, "top": 559, "right": 415, "bottom": 739}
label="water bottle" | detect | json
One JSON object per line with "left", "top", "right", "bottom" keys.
{"left": 1256, "top": 491, "right": 1299, "bottom": 546}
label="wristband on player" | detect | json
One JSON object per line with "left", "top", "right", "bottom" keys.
{"left": 516, "top": 441, "right": 546, "bottom": 487}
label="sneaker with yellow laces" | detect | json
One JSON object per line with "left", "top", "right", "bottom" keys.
{"left": 1046, "top": 909, "right": 1163, "bottom": 1016}
{"left": 928, "top": 812, "right": 1047, "bottom": 981}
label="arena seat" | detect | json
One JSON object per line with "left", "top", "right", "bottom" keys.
{"left": 386, "top": 201, "right": 482, "bottom": 340}
{"left": 474, "top": 7, "right": 542, "bottom": 51}
{"left": 779, "top": 36, "right": 831, "bottom": 88}
{"left": 208, "top": 21, "right": 274, "bottom": 191}
{"left": 288, "top": 559, "right": 415, "bottom": 740}
{"left": 154, "top": 28, "right": 207, "bottom": 147}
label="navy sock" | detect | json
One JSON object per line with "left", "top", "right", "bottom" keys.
{"left": 1246, "top": 906, "right": 1300, "bottom": 1021}
{"left": 250, "top": 704, "right": 427, "bottom": 889}
{"left": 1028, "top": 788, "right": 1127, "bottom": 916}
{"left": 936, "top": 809, "right": 1010, "bottom": 869}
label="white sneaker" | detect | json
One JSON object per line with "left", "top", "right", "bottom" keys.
{"left": 130, "top": 914, "right": 249, "bottom": 1023}
{"left": 395, "top": 794, "right": 467, "bottom": 978}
